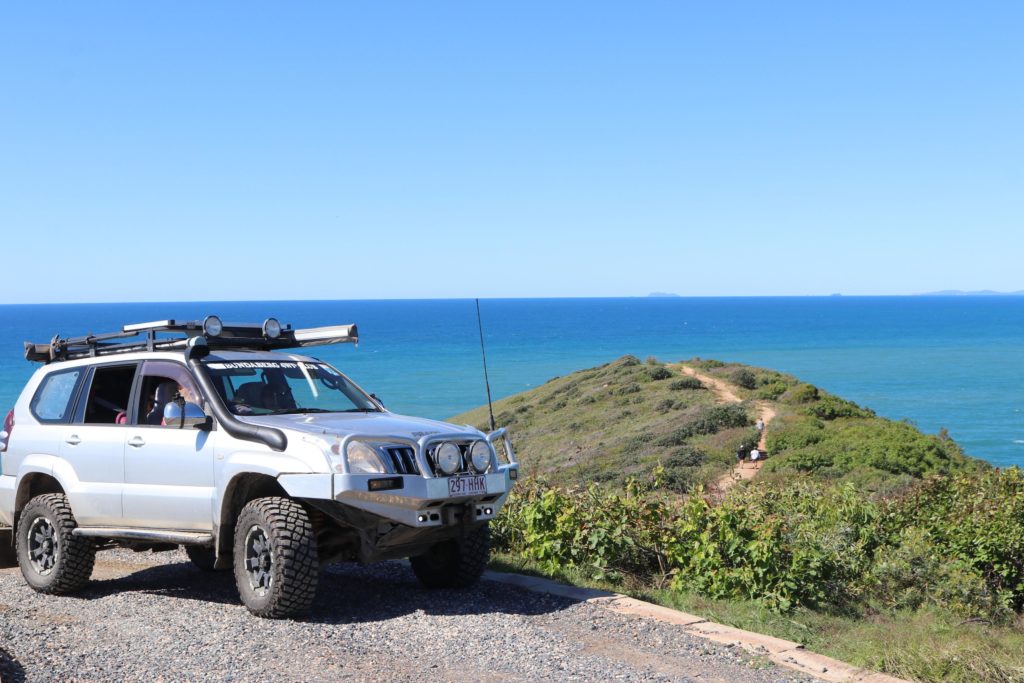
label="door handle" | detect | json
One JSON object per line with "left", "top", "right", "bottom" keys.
{"left": 65, "top": 435, "right": 81, "bottom": 446}
{"left": 128, "top": 436, "right": 146, "bottom": 448}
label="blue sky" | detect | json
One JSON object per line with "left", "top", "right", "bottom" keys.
{"left": 1, "top": 2, "right": 1021, "bottom": 303}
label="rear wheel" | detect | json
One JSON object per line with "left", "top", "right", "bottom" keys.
{"left": 232, "top": 497, "right": 318, "bottom": 618}
{"left": 16, "top": 493, "right": 95, "bottom": 594}
{"left": 411, "top": 523, "right": 490, "bottom": 589}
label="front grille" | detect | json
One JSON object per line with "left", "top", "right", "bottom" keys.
{"left": 383, "top": 446, "right": 419, "bottom": 475}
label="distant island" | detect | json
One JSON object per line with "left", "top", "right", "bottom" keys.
{"left": 647, "top": 292, "right": 680, "bottom": 298}
{"left": 917, "top": 289, "right": 1024, "bottom": 296}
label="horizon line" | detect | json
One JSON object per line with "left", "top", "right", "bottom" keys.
{"left": 1, "top": 292, "right": 1023, "bottom": 306}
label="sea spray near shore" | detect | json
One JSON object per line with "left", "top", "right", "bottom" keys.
{"left": 0, "top": 296, "right": 1021, "bottom": 467}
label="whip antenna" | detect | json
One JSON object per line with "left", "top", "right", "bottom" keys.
{"left": 476, "top": 298, "right": 496, "bottom": 432}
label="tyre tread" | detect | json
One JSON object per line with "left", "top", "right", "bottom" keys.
{"left": 16, "top": 493, "right": 95, "bottom": 594}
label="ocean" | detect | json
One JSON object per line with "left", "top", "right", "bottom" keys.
{"left": 0, "top": 297, "right": 1021, "bottom": 468}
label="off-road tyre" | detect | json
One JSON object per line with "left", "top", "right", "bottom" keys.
{"left": 233, "top": 497, "right": 318, "bottom": 618}
{"left": 410, "top": 522, "right": 490, "bottom": 589}
{"left": 16, "top": 493, "right": 95, "bottom": 594}
{"left": 185, "top": 544, "right": 219, "bottom": 572}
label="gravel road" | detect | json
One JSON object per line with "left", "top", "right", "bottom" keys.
{"left": 0, "top": 548, "right": 815, "bottom": 683}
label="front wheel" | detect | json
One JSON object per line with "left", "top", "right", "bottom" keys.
{"left": 16, "top": 493, "right": 96, "bottom": 594}
{"left": 233, "top": 497, "right": 319, "bottom": 618}
{"left": 410, "top": 523, "right": 490, "bottom": 589}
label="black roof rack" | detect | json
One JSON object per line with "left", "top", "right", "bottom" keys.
{"left": 24, "top": 316, "right": 358, "bottom": 363}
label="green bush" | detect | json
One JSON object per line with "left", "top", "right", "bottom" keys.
{"left": 655, "top": 398, "right": 676, "bottom": 413}
{"left": 890, "top": 469, "right": 1024, "bottom": 612}
{"left": 806, "top": 395, "right": 875, "bottom": 420}
{"left": 669, "top": 377, "right": 703, "bottom": 391}
{"left": 656, "top": 404, "right": 750, "bottom": 447}
{"left": 768, "top": 420, "right": 969, "bottom": 479}
{"left": 648, "top": 366, "right": 673, "bottom": 381}
{"left": 757, "top": 381, "right": 788, "bottom": 400}
{"left": 765, "top": 418, "right": 825, "bottom": 452}
{"left": 787, "top": 383, "right": 820, "bottom": 404}
{"left": 495, "top": 467, "right": 1023, "bottom": 622}
{"left": 869, "top": 527, "right": 1002, "bottom": 619}
{"left": 731, "top": 368, "right": 757, "bottom": 390}
{"left": 660, "top": 447, "right": 707, "bottom": 493}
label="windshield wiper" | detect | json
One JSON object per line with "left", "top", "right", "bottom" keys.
{"left": 267, "top": 408, "right": 336, "bottom": 415}
{"left": 340, "top": 408, "right": 378, "bottom": 413}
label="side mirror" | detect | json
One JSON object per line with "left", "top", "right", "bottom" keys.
{"left": 370, "top": 393, "right": 384, "bottom": 408}
{"left": 163, "top": 401, "right": 212, "bottom": 430}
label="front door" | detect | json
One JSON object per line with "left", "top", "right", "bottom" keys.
{"left": 122, "top": 360, "right": 216, "bottom": 531}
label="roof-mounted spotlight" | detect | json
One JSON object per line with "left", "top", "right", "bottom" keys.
{"left": 262, "top": 318, "right": 282, "bottom": 339}
{"left": 203, "top": 315, "right": 224, "bottom": 337}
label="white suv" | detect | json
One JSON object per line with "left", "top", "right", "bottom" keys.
{"left": 0, "top": 317, "right": 518, "bottom": 618}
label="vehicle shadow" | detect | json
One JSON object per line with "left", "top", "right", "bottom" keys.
{"left": 0, "top": 646, "right": 26, "bottom": 683}
{"left": 71, "top": 555, "right": 578, "bottom": 623}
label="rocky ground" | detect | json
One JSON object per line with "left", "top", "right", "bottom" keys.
{"left": 0, "top": 548, "right": 816, "bottom": 682}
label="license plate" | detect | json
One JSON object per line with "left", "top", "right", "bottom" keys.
{"left": 448, "top": 475, "right": 487, "bottom": 496}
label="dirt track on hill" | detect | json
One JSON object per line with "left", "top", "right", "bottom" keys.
{"left": 678, "top": 365, "right": 775, "bottom": 492}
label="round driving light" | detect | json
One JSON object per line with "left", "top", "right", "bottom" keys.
{"left": 434, "top": 442, "right": 461, "bottom": 476}
{"left": 203, "top": 315, "right": 223, "bottom": 337}
{"left": 262, "top": 317, "right": 282, "bottom": 339}
{"left": 469, "top": 440, "right": 492, "bottom": 473}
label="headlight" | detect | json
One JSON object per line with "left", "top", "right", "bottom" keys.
{"left": 433, "top": 442, "right": 462, "bottom": 476}
{"left": 469, "top": 440, "right": 492, "bottom": 473}
{"left": 346, "top": 440, "right": 386, "bottom": 474}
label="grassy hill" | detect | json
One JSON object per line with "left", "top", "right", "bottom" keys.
{"left": 451, "top": 355, "right": 978, "bottom": 495}
{"left": 452, "top": 357, "right": 1023, "bottom": 683}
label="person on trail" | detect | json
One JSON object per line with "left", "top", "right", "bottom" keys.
{"left": 736, "top": 443, "right": 748, "bottom": 467}
{"left": 756, "top": 418, "right": 765, "bottom": 433}
{"left": 750, "top": 447, "right": 760, "bottom": 463}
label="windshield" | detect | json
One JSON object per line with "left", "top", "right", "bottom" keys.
{"left": 203, "top": 360, "right": 380, "bottom": 415}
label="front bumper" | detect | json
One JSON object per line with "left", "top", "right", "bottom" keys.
{"left": 331, "top": 463, "right": 517, "bottom": 527}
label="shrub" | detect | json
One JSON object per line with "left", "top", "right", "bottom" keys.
{"left": 648, "top": 366, "right": 673, "bottom": 381}
{"left": 766, "top": 418, "right": 825, "bottom": 452}
{"left": 659, "top": 447, "right": 706, "bottom": 493}
{"left": 655, "top": 398, "right": 676, "bottom": 413}
{"left": 806, "top": 395, "right": 875, "bottom": 420}
{"left": 656, "top": 404, "right": 751, "bottom": 447}
{"left": 617, "top": 383, "right": 641, "bottom": 395}
{"left": 869, "top": 527, "right": 1002, "bottom": 619}
{"left": 669, "top": 377, "right": 703, "bottom": 391}
{"left": 645, "top": 356, "right": 660, "bottom": 365}
{"left": 890, "top": 469, "right": 1024, "bottom": 612}
{"left": 620, "top": 355, "right": 642, "bottom": 367}
{"left": 787, "top": 383, "right": 820, "bottom": 404}
{"left": 757, "top": 381, "right": 788, "bottom": 400}
{"left": 667, "top": 482, "right": 883, "bottom": 611}
{"left": 731, "top": 368, "right": 757, "bottom": 390}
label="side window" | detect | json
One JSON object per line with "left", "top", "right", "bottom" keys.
{"left": 135, "top": 360, "right": 203, "bottom": 427}
{"left": 30, "top": 369, "right": 84, "bottom": 423}
{"left": 83, "top": 365, "right": 138, "bottom": 425}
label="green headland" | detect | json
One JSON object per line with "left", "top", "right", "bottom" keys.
{"left": 452, "top": 356, "right": 1024, "bottom": 683}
